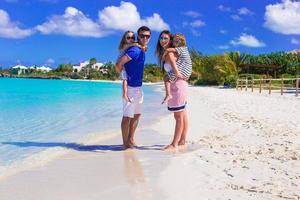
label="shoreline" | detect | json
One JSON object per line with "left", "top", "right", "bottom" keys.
{"left": 0, "top": 76, "right": 165, "bottom": 85}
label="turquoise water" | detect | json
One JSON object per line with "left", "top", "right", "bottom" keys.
{"left": 0, "top": 78, "right": 165, "bottom": 177}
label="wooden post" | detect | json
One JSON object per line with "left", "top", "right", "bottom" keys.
{"left": 281, "top": 78, "right": 283, "bottom": 95}
{"left": 259, "top": 79, "right": 262, "bottom": 93}
{"left": 251, "top": 78, "right": 254, "bottom": 92}
{"left": 245, "top": 79, "right": 248, "bottom": 91}
{"left": 240, "top": 80, "right": 242, "bottom": 90}
{"left": 269, "top": 79, "right": 271, "bottom": 94}
{"left": 296, "top": 78, "right": 299, "bottom": 97}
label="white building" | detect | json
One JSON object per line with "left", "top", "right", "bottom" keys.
{"left": 11, "top": 65, "right": 52, "bottom": 74}
{"left": 72, "top": 61, "right": 104, "bottom": 72}
{"left": 289, "top": 49, "right": 300, "bottom": 55}
{"left": 11, "top": 65, "right": 28, "bottom": 75}
{"left": 37, "top": 66, "right": 52, "bottom": 73}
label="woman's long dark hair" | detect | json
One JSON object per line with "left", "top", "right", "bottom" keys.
{"left": 118, "top": 31, "right": 135, "bottom": 51}
{"left": 155, "top": 30, "right": 173, "bottom": 68}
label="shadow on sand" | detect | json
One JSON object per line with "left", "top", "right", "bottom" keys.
{"left": 2, "top": 141, "right": 165, "bottom": 152}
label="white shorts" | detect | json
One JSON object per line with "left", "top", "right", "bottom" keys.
{"left": 123, "top": 86, "right": 143, "bottom": 118}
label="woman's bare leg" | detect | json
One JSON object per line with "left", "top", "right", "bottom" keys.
{"left": 164, "top": 111, "right": 184, "bottom": 151}
{"left": 179, "top": 109, "right": 188, "bottom": 146}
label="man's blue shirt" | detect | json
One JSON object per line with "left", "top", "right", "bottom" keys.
{"left": 124, "top": 46, "right": 145, "bottom": 87}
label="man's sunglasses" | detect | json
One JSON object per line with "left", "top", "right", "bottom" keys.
{"left": 139, "top": 34, "right": 151, "bottom": 39}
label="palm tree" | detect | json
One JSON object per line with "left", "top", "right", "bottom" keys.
{"left": 225, "top": 51, "right": 248, "bottom": 70}
{"left": 86, "top": 58, "right": 97, "bottom": 78}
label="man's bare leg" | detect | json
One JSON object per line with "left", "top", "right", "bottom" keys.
{"left": 128, "top": 114, "right": 141, "bottom": 147}
{"left": 121, "top": 116, "right": 131, "bottom": 149}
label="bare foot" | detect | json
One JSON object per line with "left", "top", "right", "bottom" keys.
{"left": 161, "top": 95, "right": 172, "bottom": 104}
{"left": 163, "top": 144, "right": 177, "bottom": 152}
{"left": 178, "top": 143, "right": 187, "bottom": 150}
{"left": 123, "top": 144, "right": 131, "bottom": 150}
{"left": 128, "top": 141, "right": 137, "bottom": 148}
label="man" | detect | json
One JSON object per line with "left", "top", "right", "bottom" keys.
{"left": 116, "top": 26, "right": 151, "bottom": 149}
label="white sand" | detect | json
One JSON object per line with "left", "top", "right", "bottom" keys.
{"left": 0, "top": 86, "right": 299, "bottom": 200}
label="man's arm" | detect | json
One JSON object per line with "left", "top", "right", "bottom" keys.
{"left": 115, "top": 55, "right": 131, "bottom": 73}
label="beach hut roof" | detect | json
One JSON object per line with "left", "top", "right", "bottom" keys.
{"left": 12, "top": 65, "right": 27, "bottom": 69}
{"left": 38, "top": 66, "right": 52, "bottom": 71}
{"left": 288, "top": 49, "right": 300, "bottom": 55}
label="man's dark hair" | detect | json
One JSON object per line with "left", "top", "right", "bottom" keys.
{"left": 137, "top": 26, "right": 151, "bottom": 35}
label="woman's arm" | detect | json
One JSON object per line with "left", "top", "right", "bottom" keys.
{"left": 165, "top": 52, "right": 185, "bottom": 79}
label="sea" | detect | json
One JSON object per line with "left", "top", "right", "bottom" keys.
{"left": 0, "top": 78, "right": 166, "bottom": 179}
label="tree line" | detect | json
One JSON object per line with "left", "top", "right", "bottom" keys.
{"left": 1, "top": 52, "right": 299, "bottom": 87}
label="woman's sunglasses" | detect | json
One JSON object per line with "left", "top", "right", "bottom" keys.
{"left": 160, "top": 36, "right": 170, "bottom": 41}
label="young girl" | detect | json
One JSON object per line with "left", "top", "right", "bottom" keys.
{"left": 161, "top": 33, "right": 192, "bottom": 104}
{"left": 117, "top": 31, "right": 147, "bottom": 103}
{"left": 117, "top": 31, "right": 136, "bottom": 102}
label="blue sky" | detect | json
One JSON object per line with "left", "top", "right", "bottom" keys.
{"left": 0, "top": 0, "right": 300, "bottom": 68}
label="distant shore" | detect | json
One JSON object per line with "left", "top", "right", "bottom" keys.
{"left": 0, "top": 74, "right": 62, "bottom": 79}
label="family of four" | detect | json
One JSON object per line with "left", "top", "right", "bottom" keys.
{"left": 115, "top": 26, "right": 192, "bottom": 151}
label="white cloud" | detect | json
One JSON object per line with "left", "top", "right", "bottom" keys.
{"left": 264, "top": 0, "right": 300, "bottom": 35}
{"left": 230, "top": 33, "right": 265, "bottom": 47}
{"left": 218, "top": 5, "right": 231, "bottom": 12}
{"left": 46, "top": 58, "right": 55, "bottom": 64}
{"left": 183, "top": 11, "right": 200, "bottom": 18}
{"left": 0, "top": 9, "right": 34, "bottom": 39}
{"left": 191, "top": 29, "right": 201, "bottom": 37}
{"left": 190, "top": 20, "right": 205, "bottom": 28}
{"left": 220, "top": 29, "right": 227, "bottom": 34}
{"left": 182, "top": 19, "right": 205, "bottom": 36}
{"left": 39, "top": 0, "right": 58, "bottom": 3}
{"left": 291, "top": 38, "right": 299, "bottom": 44}
{"left": 218, "top": 45, "right": 230, "bottom": 50}
{"left": 2, "top": 2, "right": 169, "bottom": 39}
{"left": 231, "top": 15, "right": 242, "bottom": 21}
{"left": 99, "top": 1, "right": 169, "bottom": 32}
{"left": 4, "top": 0, "right": 18, "bottom": 3}
{"left": 238, "top": 7, "right": 254, "bottom": 16}
{"left": 36, "top": 7, "right": 107, "bottom": 37}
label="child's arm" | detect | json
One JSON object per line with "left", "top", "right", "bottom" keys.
{"left": 122, "top": 79, "right": 131, "bottom": 102}
{"left": 116, "top": 55, "right": 131, "bottom": 73}
{"left": 162, "top": 48, "right": 177, "bottom": 60}
{"left": 129, "top": 43, "right": 147, "bottom": 52}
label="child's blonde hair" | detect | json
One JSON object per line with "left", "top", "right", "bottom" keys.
{"left": 118, "top": 31, "right": 135, "bottom": 51}
{"left": 173, "top": 33, "right": 186, "bottom": 47}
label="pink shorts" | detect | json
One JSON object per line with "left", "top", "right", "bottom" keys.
{"left": 167, "top": 79, "right": 188, "bottom": 112}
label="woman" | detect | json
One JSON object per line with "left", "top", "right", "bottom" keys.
{"left": 155, "top": 30, "right": 189, "bottom": 151}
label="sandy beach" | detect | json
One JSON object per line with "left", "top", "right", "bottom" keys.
{"left": 0, "top": 86, "right": 299, "bottom": 200}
